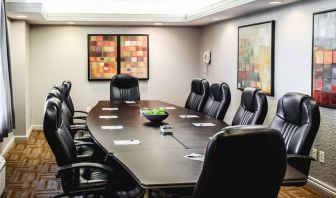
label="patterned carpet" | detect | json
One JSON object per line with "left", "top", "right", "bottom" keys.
{"left": 2, "top": 130, "right": 325, "bottom": 198}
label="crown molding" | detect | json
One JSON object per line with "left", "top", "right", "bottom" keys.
{"left": 45, "top": 13, "right": 187, "bottom": 22}
{"left": 186, "top": 0, "right": 255, "bottom": 21}
{"left": 6, "top": 2, "right": 42, "bottom": 13}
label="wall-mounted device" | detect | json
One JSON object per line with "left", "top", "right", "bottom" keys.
{"left": 203, "top": 50, "right": 211, "bottom": 64}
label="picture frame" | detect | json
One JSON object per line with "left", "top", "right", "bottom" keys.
{"left": 88, "top": 34, "right": 149, "bottom": 81}
{"left": 312, "top": 9, "right": 336, "bottom": 108}
{"left": 237, "top": 20, "right": 275, "bottom": 96}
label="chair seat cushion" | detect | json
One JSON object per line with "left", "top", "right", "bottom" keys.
{"left": 78, "top": 167, "right": 111, "bottom": 189}
{"left": 114, "top": 185, "right": 144, "bottom": 198}
{"left": 74, "top": 130, "right": 92, "bottom": 141}
{"left": 76, "top": 145, "right": 94, "bottom": 157}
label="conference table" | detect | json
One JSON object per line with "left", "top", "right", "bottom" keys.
{"left": 87, "top": 100, "right": 307, "bottom": 197}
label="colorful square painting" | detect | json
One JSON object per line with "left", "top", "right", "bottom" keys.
{"left": 88, "top": 34, "right": 149, "bottom": 81}
{"left": 312, "top": 9, "right": 336, "bottom": 108}
{"left": 238, "top": 21, "right": 275, "bottom": 96}
{"left": 88, "top": 35, "right": 118, "bottom": 80}
{"left": 120, "top": 35, "right": 149, "bottom": 79}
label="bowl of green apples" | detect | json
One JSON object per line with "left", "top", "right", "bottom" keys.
{"left": 142, "top": 107, "right": 169, "bottom": 124}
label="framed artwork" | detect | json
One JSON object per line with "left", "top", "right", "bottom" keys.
{"left": 88, "top": 34, "right": 149, "bottom": 81}
{"left": 237, "top": 21, "right": 275, "bottom": 96}
{"left": 88, "top": 35, "right": 118, "bottom": 80}
{"left": 312, "top": 9, "right": 336, "bottom": 108}
{"left": 120, "top": 35, "right": 149, "bottom": 79}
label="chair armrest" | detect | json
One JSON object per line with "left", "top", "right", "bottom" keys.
{"left": 73, "top": 116, "right": 87, "bottom": 120}
{"left": 74, "top": 110, "right": 88, "bottom": 115}
{"left": 287, "top": 154, "right": 313, "bottom": 176}
{"left": 70, "top": 124, "right": 87, "bottom": 130}
{"left": 75, "top": 141, "right": 95, "bottom": 147}
{"left": 287, "top": 154, "right": 314, "bottom": 161}
{"left": 57, "top": 162, "right": 115, "bottom": 177}
{"left": 77, "top": 154, "right": 92, "bottom": 161}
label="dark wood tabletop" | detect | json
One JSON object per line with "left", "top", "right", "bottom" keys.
{"left": 87, "top": 100, "right": 307, "bottom": 190}
{"left": 114, "top": 149, "right": 307, "bottom": 189}
{"left": 87, "top": 100, "right": 228, "bottom": 153}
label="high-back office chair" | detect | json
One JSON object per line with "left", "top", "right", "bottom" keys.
{"left": 62, "top": 80, "right": 88, "bottom": 119}
{"left": 202, "top": 82, "right": 231, "bottom": 120}
{"left": 110, "top": 74, "right": 140, "bottom": 101}
{"left": 193, "top": 126, "right": 287, "bottom": 198}
{"left": 185, "top": 78, "right": 209, "bottom": 112}
{"left": 232, "top": 87, "right": 268, "bottom": 125}
{"left": 43, "top": 98, "right": 143, "bottom": 198}
{"left": 270, "top": 93, "right": 320, "bottom": 185}
{"left": 47, "top": 87, "right": 92, "bottom": 141}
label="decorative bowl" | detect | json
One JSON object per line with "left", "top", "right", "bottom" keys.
{"left": 143, "top": 112, "right": 169, "bottom": 124}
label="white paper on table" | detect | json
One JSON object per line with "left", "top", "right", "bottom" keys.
{"left": 179, "top": 115, "right": 200, "bottom": 118}
{"left": 101, "top": 125, "right": 123, "bottom": 130}
{"left": 184, "top": 153, "right": 204, "bottom": 162}
{"left": 99, "top": 115, "right": 118, "bottom": 119}
{"left": 102, "top": 107, "right": 118, "bottom": 111}
{"left": 165, "top": 107, "right": 176, "bottom": 110}
{"left": 125, "top": 101, "right": 136, "bottom": 104}
{"left": 114, "top": 140, "right": 141, "bottom": 145}
{"left": 192, "top": 123, "right": 216, "bottom": 127}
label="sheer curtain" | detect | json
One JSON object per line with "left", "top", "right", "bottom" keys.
{"left": 0, "top": 0, "right": 15, "bottom": 142}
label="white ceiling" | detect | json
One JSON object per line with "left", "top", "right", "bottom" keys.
{"left": 5, "top": 0, "right": 302, "bottom": 26}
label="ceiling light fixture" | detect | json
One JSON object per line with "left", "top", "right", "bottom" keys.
{"left": 16, "top": 15, "right": 27, "bottom": 18}
{"left": 210, "top": 17, "right": 221, "bottom": 21}
{"left": 269, "top": 1, "right": 284, "bottom": 4}
{"left": 154, "top": 22, "right": 163, "bottom": 26}
{"left": 67, "top": 21, "right": 76, "bottom": 25}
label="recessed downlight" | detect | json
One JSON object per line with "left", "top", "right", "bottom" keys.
{"left": 16, "top": 15, "right": 27, "bottom": 19}
{"left": 210, "top": 17, "right": 221, "bottom": 21}
{"left": 154, "top": 22, "right": 163, "bottom": 26}
{"left": 269, "top": 1, "right": 284, "bottom": 4}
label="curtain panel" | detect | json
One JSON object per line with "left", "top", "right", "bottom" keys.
{"left": 0, "top": 0, "right": 15, "bottom": 142}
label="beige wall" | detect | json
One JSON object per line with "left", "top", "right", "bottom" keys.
{"left": 199, "top": 0, "right": 336, "bottom": 189}
{"left": 30, "top": 26, "right": 201, "bottom": 124}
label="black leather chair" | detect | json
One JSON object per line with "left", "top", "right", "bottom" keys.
{"left": 185, "top": 78, "right": 209, "bottom": 112}
{"left": 62, "top": 80, "right": 88, "bottom": 120}
{"left": 232, "top": 87, "right": 268, "bottom": 125}
{"left": 43, "top": 98, "right": 143, "bottom": 198}
{"left": 47, "top": 87, "right": 91, "bottom": 141}
{"left": 270, "top": 93, "right": 320, "bottom": 186}
{"left": 193, "top": 126, "right": 287, "bottom": 198}
{"left": 110, "top": 74, "right": 140, "bottom": 101}
{"left": 202, "top": 82, "right": 231, "bottom": 120}
{"left": 151, "top": 126, "right": 287, "bottom": 198}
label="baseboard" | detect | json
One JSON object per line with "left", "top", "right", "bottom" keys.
{"left": 14, "top": 125, "right": 42, "bottom": 142}
{"left": 0, "top": 136, "right": 15, "bottom": 156}
{"left": 308, "top": 176, "right": 336, "bottom": 198}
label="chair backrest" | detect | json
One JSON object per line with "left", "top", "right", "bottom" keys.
{"left": 232, "top": 87, "right": 268, "bottom": 125}
{"left": 110, "top": 74, "right": 140, "bottom": 101}
{"left": 185, "top": 78, "right": 209, "bottom": 112}
{"left": 202, "top": 82, "right": 231, "bottom": 120}
{"left": 62, "top": 80, "right": 75, "bottom": 116}
{"left": 43, "top": 98, "right": 77, "bottom": 166}
{"left": 270, "top": 93, "right": 320, "bottom": 156}
{"left": 47, "top": 87, "right": 74, "bottom": 127}
{"left": 193, "top": 126, "right": 287, "bottom": 198}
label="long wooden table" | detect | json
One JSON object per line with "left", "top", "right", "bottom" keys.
{"left": 87, "top": 100, "right": 307, "bottom": 197}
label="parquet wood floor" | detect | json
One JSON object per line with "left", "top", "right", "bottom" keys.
{"left": 1, "top": 130, "right": 326, "bottom": 198}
